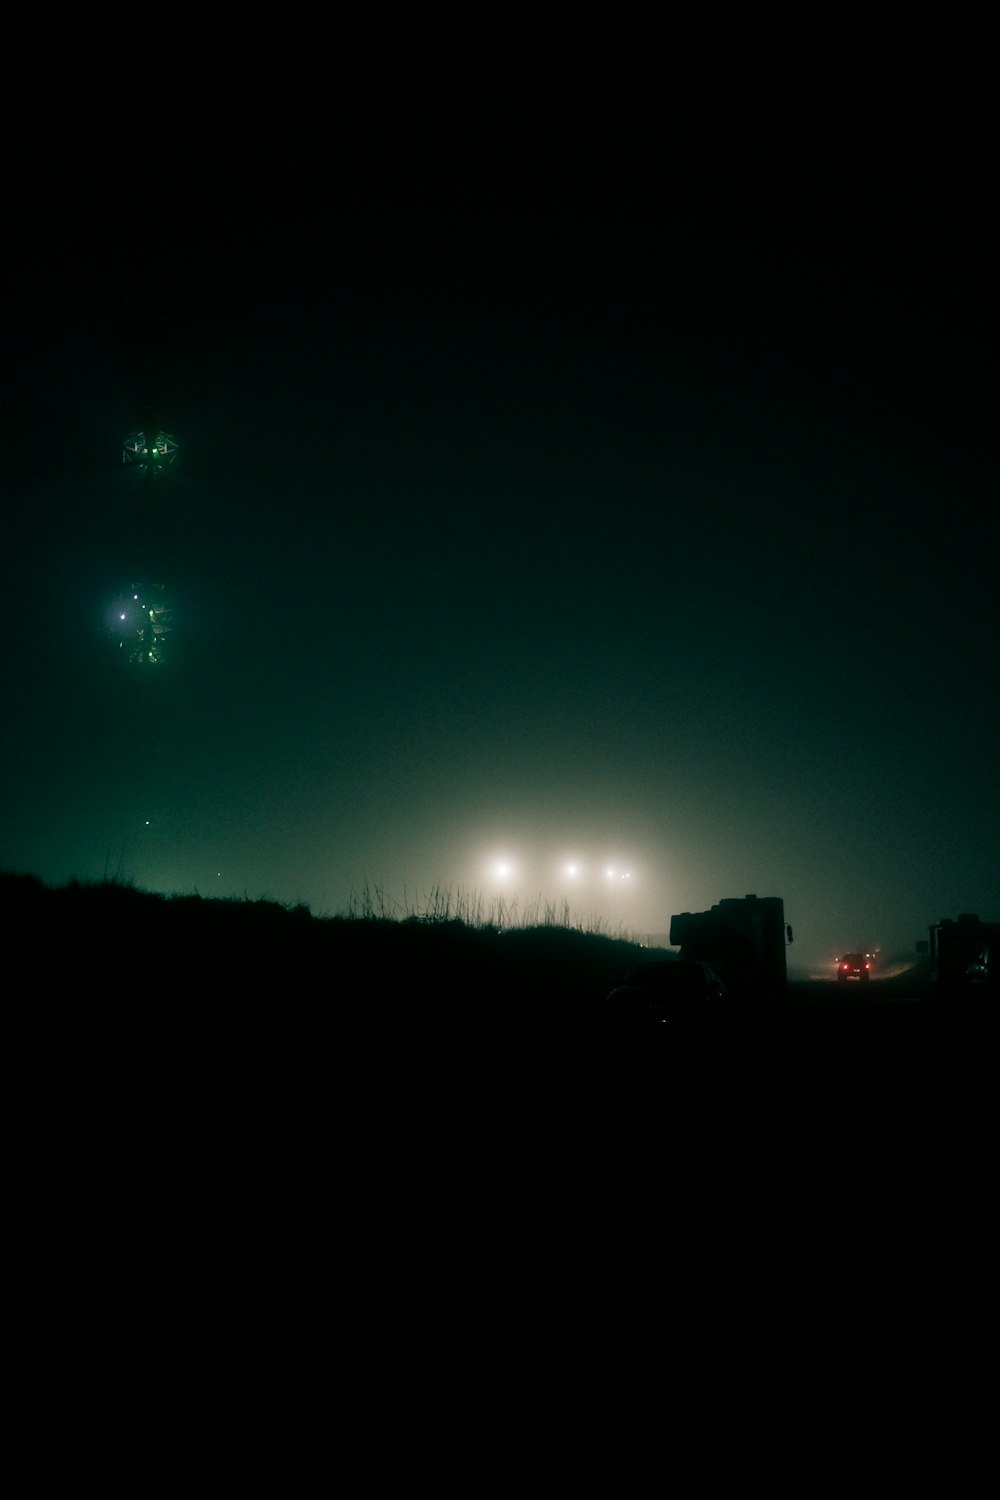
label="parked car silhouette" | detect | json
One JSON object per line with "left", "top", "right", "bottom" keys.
{"left": 598, "top": 959, "right": 729, "bottom": 1030}
{"left": 965, "top": 945, "right": 996, "bottom": 992}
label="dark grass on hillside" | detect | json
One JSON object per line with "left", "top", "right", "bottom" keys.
{"left": 1, "top": 870, "right": 651, "bottom": 1023}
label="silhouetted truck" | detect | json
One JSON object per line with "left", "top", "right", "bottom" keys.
{"left": 669, "top": 894, "right": 792, "bottom": 1001}
{"left": 928, "top": 913, "right": 999, "bottom": 997}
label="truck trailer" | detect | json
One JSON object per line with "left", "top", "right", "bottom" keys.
{"left": 669, "top": 893, "right": 793, "bottom": 1001}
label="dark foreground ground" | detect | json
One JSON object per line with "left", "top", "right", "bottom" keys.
{"left": 7, "top": 873, "right": 991, "bottom": 1481}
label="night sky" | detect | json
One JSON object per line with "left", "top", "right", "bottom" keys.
{"left": 3, "top": 72, "right": 997, "bottom": 974}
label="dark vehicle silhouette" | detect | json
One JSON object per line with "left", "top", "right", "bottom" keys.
{"left": 837, "top": 953, "right": 872, "bottom": 984}
{"left": 929, "top": 914, "right": 1000, "bottom": 996}
{"left": 669, "top": 893, "right": 791, "bottom": 1000}
{"left": 965, "top": 945, "right": 996, "bottom": 993}
{"left": 598, "top": 959, "right": 729, "bottom": 1030}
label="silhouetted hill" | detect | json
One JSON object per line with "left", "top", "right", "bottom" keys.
{"left": 0, "top": 870, "right": 650, "bottom": 1026}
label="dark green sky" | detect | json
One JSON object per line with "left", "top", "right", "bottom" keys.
{"left": 2, "top": 78, "right": 996, "bottom": 969}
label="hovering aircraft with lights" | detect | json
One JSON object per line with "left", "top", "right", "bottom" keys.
{"left": 113, "top": 413, "right": 179, "bottom": 665}
{"left": 122, "top": 425, "right": 179, "bottom": 473}
{"left": 113, "top": 583, "right": 174, "bottom": 666}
